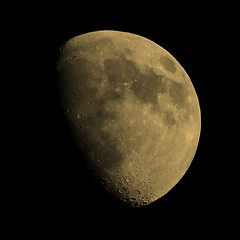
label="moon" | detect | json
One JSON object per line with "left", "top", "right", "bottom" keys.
{"left": 56, "top": 30, "right": 201, "bottom": 207}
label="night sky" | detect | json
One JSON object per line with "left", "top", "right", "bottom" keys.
{"left": 8, "top": 3, "right": 236, "bottom": 233}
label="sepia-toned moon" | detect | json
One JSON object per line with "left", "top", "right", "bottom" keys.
{"left": 56, "top": 30, "right": 201, "bottom": 207}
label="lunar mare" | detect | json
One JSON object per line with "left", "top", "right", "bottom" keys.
{"left": 57, "top": 30, "right": 201, "bottom": 207}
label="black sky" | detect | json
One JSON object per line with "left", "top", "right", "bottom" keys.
{"left": 8, "top": 4, "right": 236, "bottom": 233}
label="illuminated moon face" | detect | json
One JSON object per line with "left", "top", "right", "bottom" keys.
{"left": 57, "top": 30, "right": 201, "bottom": 207}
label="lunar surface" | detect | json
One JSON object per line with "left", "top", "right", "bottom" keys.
{"left": 56, "top": 30, "right": 201, "bottom": 207}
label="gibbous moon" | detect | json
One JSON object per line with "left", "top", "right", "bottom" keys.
{"left": 56, "top": 30, "right": 201, "bottom": 207}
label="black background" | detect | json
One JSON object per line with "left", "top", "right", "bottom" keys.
{"left": 7, "top": 3, "right": 237, "bottom": 234}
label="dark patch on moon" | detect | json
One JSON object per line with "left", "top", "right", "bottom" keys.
{"left": 168, "top": 81, "right": 188, "bottom": 107}
{"left": 104, "top": 55, "right": 138, "bottom": 83}
{"left": 159, "top": 55, "right": 177, "bottom": 73}
{"left": 131, "top": 69, "right": 167, "bottom": 109}
{"left": 93, "top": 130, "right": 124, "bottom": 170}
{"left": 103, "top": 88, "right": 123, "bottom": 102}
{"left": 163, "top": 111, "right": 176, "bottom": 126}
{"left": 79, "top": 128, "right": 124, "bottom": 171}
{"left": 76, "top": 105, "right": 124, "bottom": 171}
{"left": 96, "top": 109, "right": 116, "bottom": 120}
